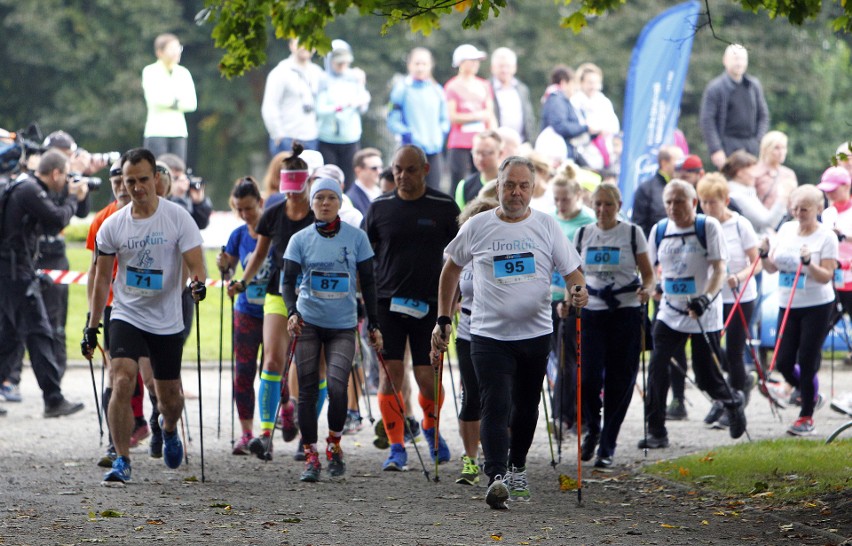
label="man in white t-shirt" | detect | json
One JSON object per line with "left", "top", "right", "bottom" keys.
{"left": 432, "top": 156, "right": 588, "bottom": 510}
{"left": 644, "top": 180, "right": 746, "bottom": 449}
{"left": 83, "top": 148, "right": 207, "bottom": 485}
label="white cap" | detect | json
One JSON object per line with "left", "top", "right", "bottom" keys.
{"left": 452, "top": 44, "right": 486, "bottom": 68}
{"left": 300, "top": 149, "right": 324, "bottom": 175}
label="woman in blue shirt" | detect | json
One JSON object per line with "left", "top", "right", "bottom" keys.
{"left": 282, "top": 178, "right": 382, "bottom": 482}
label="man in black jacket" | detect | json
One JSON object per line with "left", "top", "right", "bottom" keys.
{"left": 0, "top": 150, "right": 85, "bottom": 417}
{"left": 630, "top": 145, "right": 684, "bottom": 237}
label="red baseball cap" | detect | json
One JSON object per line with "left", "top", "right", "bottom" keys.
{"left": 677, "top": 154, "right": 703, "bottom": 172}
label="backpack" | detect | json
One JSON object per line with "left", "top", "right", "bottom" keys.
{"left": 653, "top": 214, "right": 708, "bottom": 264}
{"left": 0, "top": 175, "right": 26, "bottom": 240}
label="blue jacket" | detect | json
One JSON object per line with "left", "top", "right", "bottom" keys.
{"left": 387, "top": 76, "right": 449, "bottom": 155}
{"left": 540, "top": 91, "right": 587, "bottom": 161}
{"left": 346, "top": 184, "right": 373, "bottom": 217}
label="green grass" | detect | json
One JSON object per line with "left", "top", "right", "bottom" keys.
{"left": 644, "top": 438, "right": 852, "bottom": 504}
{"left": 67, "top": 244, "right": 233, "bottom": 362}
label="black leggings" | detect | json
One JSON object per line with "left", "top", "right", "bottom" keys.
{"left": 722, "top": 299, "right": 755, "bottom": 391}
{"left": 774, "top": 302, "right": 833, "bottom": 418}
{"left": 295, "top": 323, "right": 356, "bottom": 444}
{"left": 455, "top": 337, "right": 480, "bottom": 422}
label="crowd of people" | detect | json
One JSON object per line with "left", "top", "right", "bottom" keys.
{"left": 2, "top": 35, "right": 852, "bottom": 511}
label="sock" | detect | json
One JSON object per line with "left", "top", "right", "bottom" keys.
{"left": 316, "top": 378, "right": 328, "bottom": 415}
{"left": 419, "top": 390, "right": 445, "bottom": 431}
{"left": 377, "top": 393, "right": 406, "bottom": 445}
{"left": 131, "top": 374, "right": 144, "bottom": 419}
{"left": 258, "top": 371, "right": 282, "bottom": 433}
{"left": 149, "top": 393, "right": 161, "bottom": 435}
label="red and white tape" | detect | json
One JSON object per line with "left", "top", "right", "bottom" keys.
{"left": 37, "top": 269, "right": 227, "bottom": 287}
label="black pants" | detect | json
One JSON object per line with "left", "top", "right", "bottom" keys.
{"left": 551, "top": 303, "right": 577, "bottom": 424}
{"left": 318, "top": 141, "right": 359, "bottom": 193}
{"left": 581, "top": 307, "right": 641, "bottom": 458}
{"left": 456, "top": 337, "right": 481, "bottom": 422}
{"left": 37, "top": 251, "right": 69, "bottom": 379}
{"left": 447, "top": 148, "right": 475, "bottom": 197}
{"left": 0, "top": 279, "right": 64, "bottom": 405}
{"left": 775, "top": 302, "right": 833, "bottom": 418}
{"left": 471, "top": 333, "right": 550, "bottom": 480}
{"left": 722, "top": 299, "right": 755, "bottom": 391}
{"left": 646, "top": 321, "right": 732, "bottom": 438}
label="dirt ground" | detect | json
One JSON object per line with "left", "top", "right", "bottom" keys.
{"left": 1, "top": 361, "right": 850, "bottom": 546}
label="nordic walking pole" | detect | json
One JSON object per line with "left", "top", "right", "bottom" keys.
{"left": 722, "top": 256, "right": 761, "bottom": 335}
{"left": 83, "top": 346, "right": 103, "bottom": 445}
{"left": 573, "top": 285, "right": 583, "bottom": 505}
{"left": 193, "top": 281, "right": 206, "bottom": 483}
{"left": 444, "top": 317, "right": 460, "bottom": 420}
{"left": 230, "top": 293, "right": 236, "bottom": 449}
{"left": 432, "top": 352, "right": 444, "bottom": 482}
{"left": 556, "top": 317, "right": 565, "bottom": 464}
{"left": 768, "top": 261, "right": 804, "bottom": 373}
{"left": 640, "top": 303, "right": 648, "bottom": 458}
{"left": 541, "top": 385, "right": 557, "bottom": 469}
{"left": 217, "top": 246, "right": 227, "bottom": 439}
{"left": 267, "top": 333, "right": 298, "bottom": 461}
{"left": 376, "top": 350, "right": 431, "bottom": 481}
{"left": 694, "top": 313, "right": 752, "bottom": 442}
{"left": 355, "top": 331, "right": 375, "bottom": 424}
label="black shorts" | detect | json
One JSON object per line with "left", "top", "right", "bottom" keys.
{"left": 108, "top": 319, "right": 184, "bottom": 381}
{"left": 377, "top": 298, "right": 437, "bottom": 366}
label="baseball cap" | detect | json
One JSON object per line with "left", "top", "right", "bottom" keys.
{"left": 452, "top": 44, "right": 486, "bottom": 68}
{"left": 43, "top": 130, "right": 77, "bottom": 152}
{"left": 677, "top": 154, "right": 703, "bottom": 172}
{"left": 817, "top": 166, "right": 851, "bottom": 192}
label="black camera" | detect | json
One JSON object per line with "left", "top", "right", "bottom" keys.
{"left": 0, "top": 124, "right": 45, "bottom": 175}
{"left": 186, "top": 168, "right": 205, "bottom": 191}
{"left": 69, "top": 172, "right": 102, "bottom": 191}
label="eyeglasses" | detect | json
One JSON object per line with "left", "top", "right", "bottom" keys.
{"left": 366, "top": 166, "right": 382, "bottom": 172}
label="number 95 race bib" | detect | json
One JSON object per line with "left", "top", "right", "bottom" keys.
{"left": 493, "top": 252, "right": 536, "bottom": 285}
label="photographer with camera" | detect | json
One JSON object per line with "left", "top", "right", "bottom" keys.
{"left": 158, "top": 153, "right": 212, "bottom": 230}
{"left": 0, "top": 150, "right": 85, "bottom": 418}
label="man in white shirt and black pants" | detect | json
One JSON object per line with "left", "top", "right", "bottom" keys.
{"left": 433, "top": 156, "right": 588, "bottom": 510}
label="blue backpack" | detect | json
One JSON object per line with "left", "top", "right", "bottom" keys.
{"left": 653, "top": 214, "right": 708, "bottom": 263}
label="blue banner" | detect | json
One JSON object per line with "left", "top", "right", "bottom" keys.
{"left": 619, "top": 1, "right": 701, "bottom": 214}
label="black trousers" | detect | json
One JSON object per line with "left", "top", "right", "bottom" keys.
{"left": 0, "top": 278, "right": 64, "bottom": 405}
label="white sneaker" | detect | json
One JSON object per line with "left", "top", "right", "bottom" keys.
{"left": 485, "top": 475, "right": 509, "bottom": 510}
{"left": 507, "top": 465, "right": 530, "bottom": 501}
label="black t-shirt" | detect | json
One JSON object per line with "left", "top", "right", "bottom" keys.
{"left": 255, "top": 199, "right": 314, "bottom": 295}
{"left": 724, "top": 80, "right": 755, "bottom": 138}
{"left": 364, "top": 187, "right": 460, "bottom": 303}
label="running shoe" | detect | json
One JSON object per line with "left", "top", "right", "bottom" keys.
{"left": 248, "top": 432, "right": 273, "bottom": 461}
{"left": 149, "top": 430, "right": 163, "bottom": 459}
{"left": 278, "top": 399, "right": 299, "bottom": 442}
{"left": 98, "top": 445, "right": 117, "bottom": 468}
{"left": 43, "top": 397, "right": 84, "bottom": 418}
{"left": 300, "top": 446, "right": 322, "bottom": 482}
{"left": 294, "top": 442, "right": 305, "bottom": 461}
{"left": 665, "top": 398, "right": 688, "bottom": 421}
{"left": 456, "top": 455, "right": 480, "bottom": 485}
{"left": 704, "top": 400, "right": 724, "bottom": 427}
{"left": 485, "top": 475, "right": 510, "bottom": 510}
{"left": 160, "top": 420, "right": 183, "bottom": 469}
{"left": 382, "top": 443, "right": 407, "bottom": 471}
{"left": 507, "top": 465, "right": 530, "bottom": 501}
{"left": 373, "top": 418, "right": 389, "bottom": 450}
{"left": 342, "top": 411, "right": 363, "bottom": 435}
{"left": 787, "top": 416, "right": 815, "bottom": 436}
{"left": 594, "top": 456, "right": 614, "bottom": 468}
{"left": 129, "top": 423, "right": 150, "bottom": 448}
{"left": 637, "top": 434, "right": 669, "bottom": 449}
{"left": 710, "top": 412, "right": 730, "bottom": 429}
{"left": 830, "top": 394, "right": 852, "bottom": 416}
{"left": 580, "top": 434, "right": 597, "bottom": 462}
{"left": 326, "top": 438, "right": 346, "bottom": 477}
{"left": 102, "top": 455, "right": 131, "bottom": 485}
{"left": 814, "top": 393, "right": 826, "bottom": 412}
{"left": 404, "top": 417, "right": 421, "bottom": 442}
{"left": 421, "top": 421, "right": 451, "bottom": 463}
{"left": 233, "top": 432, "right": 253, "bottom": 456}
{"left": 725, "top": 391, "right": 747, "bottom": 440}
{"left": 1, "top": 383, "right": 22, "bottom": 402}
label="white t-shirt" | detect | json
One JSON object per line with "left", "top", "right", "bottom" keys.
{"left": 445, "top": 208, "right": 581, "bottom": 341}
{"left": 574, "top": 221, "right": 647, "bottom": 311}
{"left": 456, "top": 262, "right": 474, "bottom": 341}
{"left": 720, "top": 213, "right": 759, "bottom": 304}
{"left": 97, "top": 198, "right": 203, "bottom": 335}
{"left": 529, "top": 186, "right": 556, "bottom": 216}
{"left": 770, "top": 221, "right": 838, "bottom": 308}
{"left": 648, "top": 215, "right": 728, "bottom": 333}
{"left": 819, "top": 203, "right": 852, "bottom": 290}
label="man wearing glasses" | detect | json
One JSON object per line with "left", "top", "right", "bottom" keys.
{"left": 142, "top": 33, "right": 197, "bottom": 162}
{"left": 346, "top": 147, "right": 384, "bottom": 217}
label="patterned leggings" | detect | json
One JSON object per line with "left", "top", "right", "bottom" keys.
{"left": 234, "top": 311, "right": 263, "bottom": 421}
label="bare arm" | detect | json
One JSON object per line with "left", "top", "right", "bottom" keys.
{"left": 432, "top": 258, "right": 464, "bottom": 352}
{"left": 728, "top": 247, "right": 762, "bottom": 289}
{"left": 635, "top": 251, "right": 656, "bottom": 303}
{"left": 89, "top": 254, "right": 116, "bottom": 328}
{"left": 182, "top": 245, "right": 207, "bottom": 287}
{"left": 705, "top": 259, "right": 726, "bottom": 299}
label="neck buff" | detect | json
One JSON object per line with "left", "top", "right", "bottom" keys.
{"left": 315, "top": 215, "right": 341, "bottom": 238}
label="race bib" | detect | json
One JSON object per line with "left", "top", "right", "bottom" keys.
{"left": 246, "top": 283, "right": 266, "bottom": 305}
{"left": 390, "top": 297, "right": 429, "bottom": 319}
{"left": 585, "top": 246, "right": 620, "bottom": 272}
{"left": 310, "top": 271, "right": 350, "bottom": 300}
{"left": 779, "top": 271, "right": 806, "bottom": 290}
{"left": 493, "top": 252, "right": 536, "bottom": 284}
{"left": 664, "top": 276, "right": 697, "bottom": 299}
{"left": 124, "top": 266, "right": 163, "bottom": 297}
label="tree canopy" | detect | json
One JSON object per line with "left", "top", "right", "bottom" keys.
{"left": 203, "top": 0, "right": 852, "bottom": 77}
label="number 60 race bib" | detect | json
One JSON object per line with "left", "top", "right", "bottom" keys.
{"left": 493, "top": 252, "right": 536, "bottom": 284}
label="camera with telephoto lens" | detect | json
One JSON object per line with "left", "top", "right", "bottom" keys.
{"left": 69, "top": 172, "right": 102, "bottom": 191}
{"left": 0, "top": 124, "right": 45, "bottom": 175}
{"left": 91, "top": 151, "right": 121, "bottom": 165}
{"left": 186, "top": 168, "right": 205, "bottom": 191}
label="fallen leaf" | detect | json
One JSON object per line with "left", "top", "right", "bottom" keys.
{"left": 282, "top": 517, "right": 301, "bottom": 523}
{"left": 210, "top": 503, "right": 231, "bottom": 509}
{"left": 183, "top": 476, "right": 198, "bottom": 482}
{"left": 490, "top": 532, "right": 502, "bottom": 541}
{"left": 678, "top": 467, "right": 690, "bottom": 477}
{"left": 146, "top": 519, "right": 164, "bottom": 525}
{"left": 100, "top": 509, "right": 122, "bottom": 518}
{"left": 559, "top": 474, "right": 577, "bottom": 491}
{"left": 701, "top": 520, "right": 709, "bottom": 525}
{"left": 660, "top": 523, "right": 678, "bottom": 529}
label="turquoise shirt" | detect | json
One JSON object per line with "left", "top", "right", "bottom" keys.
{"left": 551, "top": 206, "right": 596, "bottom": 301}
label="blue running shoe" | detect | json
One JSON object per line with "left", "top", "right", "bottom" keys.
{"left": 159, "top": 417, "right": 183, "bottom": 469}
{"left": 421, "top": 421, "right": 451, "bottom": 463}
{"left": 382, "top": 443, "right": 407, "bottom": 471}
{"left": 102, "top": 455, "right": 131, "bottom": 485}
